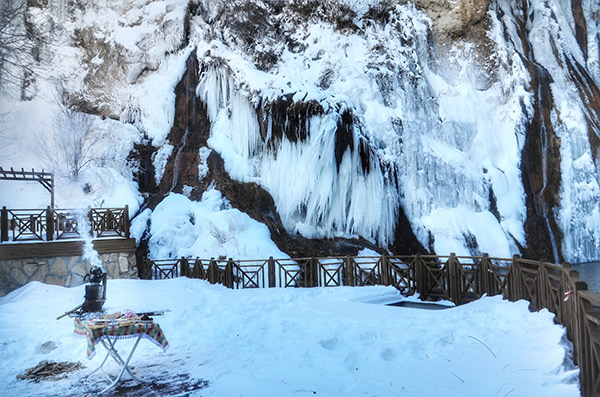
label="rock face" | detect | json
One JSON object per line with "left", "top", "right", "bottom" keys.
{"left": 6, "top": 0, "right": 600, "bottom": 263}
{"left": 138, "top": 53, "right": 419, "bottom": 258}
{"left": 414, "top": 0, "right": 490, "bottom": 34}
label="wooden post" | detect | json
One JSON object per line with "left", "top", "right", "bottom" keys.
{"left": 566, "top": 267, "right": 579, "bottom": 335}
{"left": 123, "top": 205, "right": 130, "bottom": 238}
{"left": 1, "top": 206, "right": 8, "bottom": 242}
{"left": 572, "top": 281, "right": 587, "bottom": 392}
{"left": 268, "top": 257, "right": 276, "bottom": 288}
{"left": 537, "top": 261, "right": 547, "bottom": 311}
{"left": 344, "top": 255, "right": 355, "bottom": 286}
{"left": 380, "top": 253, "right": 389, "bottom": 286}
{"left": 180, "top": 257, "right": 189, "bottom": 277}
{"left": 570, "top": 281, "right": 588, "bottom": 372}
{"left": 50, "top": 172, "right": 55, "bottom": 209}
{"left": 45, "top": 206, "right": 54, "bottom": 241}
{"left": 557, "top": 262, "right": 571, "bottom": 328}
{"left": 192, "top": 258, "right": 204, "bottom": 279}
{"left": 226, "top": 258, "right": 234, "bottom": 289}
{"left": 480, "top": 253, "right": 490, "bottom": 296}
{"left": 415, "top": 254, "right": 425, "bottom": 299}
{"left": 448, "top": 253, "right": 459, "bottom": 304}
{"left": 509, "top": 254, "right": 521, "bottom": 301}
{"left": 310, "top": 257, "right": 318, "bottom": 287}
{"left": 208, "top": 258, "right": 217, "bottom": 284}
{"left": 151, "top": 258, "right": 157, "bottom": 280}
{"left": 106, "top": 210, "right": 113, "bottom": 232}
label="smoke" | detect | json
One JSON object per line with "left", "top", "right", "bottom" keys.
{"left": 77, "top": 210, "right": 103, "bottom": 271}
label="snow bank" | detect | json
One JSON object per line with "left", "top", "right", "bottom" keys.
{"left": 0, "top": 279, "right": 580, "bottom": 396}
{"left": 143, "top": 189, "right": 288, "bottom": 260}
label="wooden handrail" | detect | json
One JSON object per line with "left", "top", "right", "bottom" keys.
{"left": 0, "top": 206, "right": 130, "bottom": 243}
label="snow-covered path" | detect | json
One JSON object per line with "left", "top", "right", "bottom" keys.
{"left": 0, "top": 279, "right": 580, "bottom": 396}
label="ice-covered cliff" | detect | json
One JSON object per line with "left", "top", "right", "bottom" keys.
{"left": 1, "top": 0, "right": 599, "bottom": 263}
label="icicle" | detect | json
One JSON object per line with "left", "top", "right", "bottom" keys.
{"left": 196, "top": 65, "right": 400, "bottom": 246}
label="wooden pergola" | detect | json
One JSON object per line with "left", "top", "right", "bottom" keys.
{"left": 0, "top": 167, "right": 54, "bottom": 208}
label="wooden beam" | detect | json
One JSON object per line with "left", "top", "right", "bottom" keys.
{"left": 0, "top": 167, "right": 54, "bottom": 207}
{"left": 0, "top": 238, "right": 136, "bottom": 260}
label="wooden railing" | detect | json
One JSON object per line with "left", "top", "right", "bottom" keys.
{"left": 0, "top": 206, "right": 130, "bottom": 242}
{"left": 143, "top": 253, "right": 600, "bottom": 395}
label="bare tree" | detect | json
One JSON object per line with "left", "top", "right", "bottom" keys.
{"left": 0, "top": 110, "right": 16, "bottom": 158}
{"left": 36, "top": 100, "right": 101, "bottom": 181}
{"left": 0, "top": 0, "right": 44, "bottom": 98}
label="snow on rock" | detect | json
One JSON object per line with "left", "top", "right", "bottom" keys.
{"left": 0, "top": 279, "right": 580, "bottom": 396}
{"left": 145, "top": 189, "right": 288, "bottom": 260}
{"left": 186, "top": 1, "right": 528, "bottom": 257}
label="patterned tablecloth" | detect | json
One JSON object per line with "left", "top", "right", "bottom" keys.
{"left": 74, "top": 317, "right": 169, "bottom": 358}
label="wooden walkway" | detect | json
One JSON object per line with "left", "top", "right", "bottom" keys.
{"left": 143, "top": 253, "right": 600, "bottom": 396}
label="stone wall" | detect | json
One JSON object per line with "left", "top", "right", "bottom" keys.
{"left": 0, "top": 240, "right": 138, "bottom": 297}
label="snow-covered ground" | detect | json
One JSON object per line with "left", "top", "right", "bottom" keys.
{"left": 0, "top": 279, "right": 580, "bottom": 396}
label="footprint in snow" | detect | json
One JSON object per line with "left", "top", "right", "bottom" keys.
{"left": 319, "top": 337, "right": 339, "bottom": 351}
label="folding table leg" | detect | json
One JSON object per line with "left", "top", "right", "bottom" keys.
{"left": 85, "top": 345, "right": 112, "bottom": 381}
{"left": 82, "top": 335, "right": 144, "bottom": 395}
{"left": 102, "top": 338, "right": 141, "bottom": 381}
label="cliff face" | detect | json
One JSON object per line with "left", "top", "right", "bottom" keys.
{"left": 3, "top": 0, "right": 600, "bottom": 262}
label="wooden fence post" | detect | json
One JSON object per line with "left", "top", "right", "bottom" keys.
{"left": 106, "top": 210, "right": 114, "bottom": 232}
{"left": 310, "top": 256, "right": 318, "bottom": 287}
{"left": 192, "top": 258, "right": 205, "bottom": 279}
{"left": 46, "top": 206, "right": 54, "bottom": 241}
{"left": 536, "top": 260, "right": 546, "bottom": 311}
{"left": 226, "top": 258, "right": 234, "bottom": 289}
{"left": 509, "top": 254, "right": 521, "bottom": 301}
{"left": 150, "top": 258, "right": 157, "bottom": 280}
{"left": 208, "top": 258, "right": 217, "bottom": 284}
{"left": 480, "top": 253, "right": 490, "bottom": 295}
{"left": 50, "top": 172, "right": 55, "bottom": 209}
{"left": 380, "top": 253, "right": 389, "bottom": 286}
{"left": 123, "top": 205, "right": 130, "bottom": 238}
{"left": 415, "top": 254, "right": 426, "bottom": 299}
{"left": 180, "top": 257, "right": 190, "bottom": 277}
{"left": 268, "top": 257, "right": 276, "bottom": 288}
{"left": 558, "top": 262, "right": 572, "bottom": 332}
{"left": 573, "top": 281, "right": 589, "bottom": 395}
{"left": 448, "top": 253, "right": 459, "bottom": 304}
{"left": 344, "top": 255, "right": 355, "bottom": 286}
{"left": 563, "top": 269, "right": 577, "bottom": 341}
{"left": 1, "top": 206, "right": 8, "bottom": 242}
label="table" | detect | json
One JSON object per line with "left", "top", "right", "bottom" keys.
{"left": 74, "top": 316, "right": 169, "bottom": 394}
